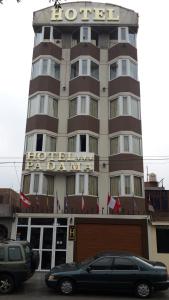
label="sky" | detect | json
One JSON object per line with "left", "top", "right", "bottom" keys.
{"left": 0, "top": 0, "right": 169, "bottom": 192}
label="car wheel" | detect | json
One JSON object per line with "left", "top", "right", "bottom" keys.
{"left": 135, "top": 282, "right": 152, "bottom": 298}
{"left": 0, "top": 275, "right": 15, "bottom": 294}
{"left": 59, "top": 279, "right": 74, "bottom": 295}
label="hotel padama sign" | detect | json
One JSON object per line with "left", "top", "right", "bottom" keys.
{"left": 25, "top": 152, "right": 94, "bottom": 173}
{"left": 51, "top": 6, "right": 119, "bottom": 22}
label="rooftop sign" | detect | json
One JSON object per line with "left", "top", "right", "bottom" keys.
{"left": 25, "top": 152, "right": 94, "bottom": 173}
{"left": 51, "top": 7, "right": 119, "bottom": 22}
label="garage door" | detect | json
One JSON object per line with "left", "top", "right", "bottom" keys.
{"left": 75, "top": 223, "right": 145, "bottom": 262}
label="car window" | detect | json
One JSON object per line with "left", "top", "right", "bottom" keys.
{"left": 113, "top": 257, "right": 139, "bottom": 270}
{"left": 8, "top": 246, "right": 23, "bottom": 261}
{"left": 90, "top": 257, "right": 114, "bottom": 270}
{"left": 23, "top": 244, "right": 31, "bottom": 259}
{"left": 0, "top": 247, "right": 5, "bottom": 261}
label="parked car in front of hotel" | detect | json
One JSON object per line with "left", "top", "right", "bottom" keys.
{"left": 45, "top": 252, "right": 169, "bottom": 298}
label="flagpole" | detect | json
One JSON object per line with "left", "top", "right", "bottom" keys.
{"left": 54, "top": 190, "right": 57, "bottom": 214}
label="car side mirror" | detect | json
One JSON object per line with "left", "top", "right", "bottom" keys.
{"left": 86, "top": 266, "right": 92, "bottom": 272}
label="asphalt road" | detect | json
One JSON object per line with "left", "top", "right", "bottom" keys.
{"left": 0, "top": 272, "right": 169, "bottom": 300}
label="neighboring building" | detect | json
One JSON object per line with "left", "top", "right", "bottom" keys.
{"left": 0, "top": 188, "right": 19, "bottom": 239}
{"left": 21, "top": 1, "right": 144, "bottom": 215}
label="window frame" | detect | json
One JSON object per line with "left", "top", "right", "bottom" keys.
{"left": 70, "top": 58, "right": 99, "bottom": 80}
{"left": 110, "top": 133, "right": 142, "bottom": 156}
{"left": 69, "top": 95, "right": 98, "bottom": 118}
{"left": 31, "top": 57, "right": 60, "bottom": 80}
{"left": 25, "top": 132, "right": 57, "bottom": 153}
{"left": 109, "top": 58, "right": 138, "bottom": 81}
{"left": 68, "top": 133, "right": 98, "bottom": 154}
{"left": 110, "top": 173, "right": 144, "bottom": 197}
{"left": 109, "top": 94, "right": 140, "bottom": 120}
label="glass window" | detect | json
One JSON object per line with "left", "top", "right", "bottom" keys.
{"left": 43, "top": 175, "right": 54, "bottom": 195}
{"left": 25, "top": 134, "right": 34, "bottom": 152}
{"left": 89, "top": 136, "right": 98, "bottom": 154}
{"left": 28, "top": 96, "right": 38, "bottom": 117}
{"left": 81, "top": 27, "right": 90, "bottom": 42}
{"left": 81, "top": 60, "right": 88, "bottom": 75}
{"left": 51, "top": 60, "right": 60, "bottom": 79}
{"left": 48, "top": 97, "right": 58, "bottom": 117}
{"left": 110, "top": 98, "right": 118, "bottom": 118}
{"left": 125, "top": 175, "right": 131, "bottom": 194}
{"left": 23, "top": 174, "right": 30, "bottom": 194}
{"left": 113, "top": 257, "right": 139, "bottom": 270}
{"left": 8, "top": 247, "right": 22, "bottom": 261}
{"left": 34, "top": 27, "right": 42, "bottom": 46}
{"left": 46, "top": 135, "right": 56, "bottom": 152}
{"left": 130, "top": 61, "right": 137, "bottom": 80}
{"left": 110, "top": 62, "right": 118, "bottom": 80}
{"left": 39, "top": 95, "right": 45, "bottom": 114}
{"left": 43, "top": 228, "right": 53, "bottom": 249}
{"left": 16, "top": 227, "right": 28, "bottom": 241}
{"left": 90, "top": 98, "right": 98, "bottom": 118}
{"left": 31, "top": 60, "right": 39, "bottom": 79}
{"left": 66, "top": 176, "right": 75, "bottom": 195}
{"left": 131, "top": 97, "right": 140, "bottom": 119}
{"left": 90, "top": 257, "right": 114, "bottom": 270}
{"left": 133, "top": 136, "right": 141, "bottom": 155}
{"left": 122, "top": 96, "right": 128, "bottom": 115}
{"left": 71, "top": 61, "right": 79, "bottom": 79}
{"left": 123, "top": 136, "right": 129, "bottom": 152}
{"left": 42, "top": 59, "right": 48, "bottom": 75}
{"left": 30, "top": 227, "right": 40, "bottom": 249}
{"left": 80, "top": 96, "right": 87, "bottom": 114}
{"left": 121, "top": 59, "right": 127, "bottom": 75}
{"left": 80, "top": 135, "right": 86, "bottom": 152}
{"left": 129, "top": 27, "right": 136, "bottom": 47}
{"left": 110, "top": 137, "right": 119, "bottom": 155}
{"left": 89, "top": 176, "right": 98, "bottom": 195}
{"left": 79, "top": 175, "right": 85, "bottom": 194}
{"left": 110, "top": 176, "right": 120, "bottom": 195}
{"left": 0, "top": 248, "right": 5, "bottom": 261}
{"left": 156, "top": 228, "right": 169, "bottom": 253}
{"left": 33, "top": 174, "right": 39, "bottom": 193}
{"left": 55, "top": 251, "right": 66, "bottom": 266}
{"left": 36, "top": 134, "right": 43, "bottom": 151}
{"left": 110, "top": 28, "right": 118, "bottom": 41}
{"left": 44, "top": 27, "right": 51, "bottom": 39}
{"left": 56, "top": 227, "right": 67, "bottom": 249}
{"left": 134, "top": 176, "right": 142, "bottom": 196}
{"left": 69, "top": 98, "right": 77, "bottom": 117}
{"left": 68, "top": 136, "right": 76, "bottom": 152}
{"left": 120, "top": 28, "right": 127, "bottom": 40}
{"left": 91, "top": 61, "right": 99, "bottom": 79}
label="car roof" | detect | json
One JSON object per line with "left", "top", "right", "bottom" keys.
{"left": 95, "top": 251, "right": 135, "bottom": 258}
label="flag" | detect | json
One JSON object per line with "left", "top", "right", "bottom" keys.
{"left": 113, "top": 197, "right": 121, "bottom": 214}
{"left": 81, "top": 194, "right": 85, "bottom": 213}
{"left": 56, "top": 193, "right": 60, "bottom": 213}
{"left": 96, "top": 197, "right": 99, "bottom": 214}
{"left": 20, "top": 192, "right": 31, "bottom": 208}
{"left": 148, "top": 194, "right": 155, "bottom": 212}
{"left": 107, "top": 193, "right": 111, "bottom": 206}
{"left": 108, "top": 196, "right": 116, "bottom": 209}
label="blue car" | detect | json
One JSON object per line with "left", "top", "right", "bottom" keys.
{"left": 45, "top": 252, "right": 169, "bottom": 298}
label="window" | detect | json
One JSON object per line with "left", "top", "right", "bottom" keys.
{"left": 28, "top": 94, "right": 58, "bottom": 118}
{"left": 156, "top": 228, "right": 169, "bottom": 253}
{"left": 110, "top": 137, "right": 119, "bottom": 155}
{"left": 134, "top": 176, "right": 143, "bottom": 196}
{"left": 110, "top": 176, "right": 120, "bottom": 195}
{"left": 45, "top": 135, "right": 56, "bottom": 152}
{"left": 69, "top": 98, "right": 77, "bottom": 117}
{"left": 68, "top": 136, "right": 76, "bottom": 152}
{"left": 131, "top": 97, "right": 140, "bottom": 119}
{"left": 110, "top": 98, "right": 118, "bottom": 118}
{"left": 66, "top": 176, "right": 75, "bottom": 195}
{"left": 124, "top": 175, "right": 131, "bottom": 194}
{"left": 43, "top": 175, "right": 54, "bottom": 195}
{"left": 79, "top": 174, "right": 85, "bottom": 194}
{"left": 80, "top": 135, "right": 86, "bottom": 152}
{"left": 90, "top": 257, "right": 114, "bottom": 270}
{"left": 132, "top": 136, "right": 141, "bottom": 155}
{"left": 80, "top": 96, "right": 87, "bottom": 114}
{"left": 22, "top": 175, "right": 31, "bottom": 194}
{"left": 113, "top": 257, "right": 138, "bottom": 270}
{"left": 0, "top": 248, "right": 5, "bottom": 261}
{"left": 110, "top": 62, "right": 118, "bottom": 80}
{"left": 25, "top": 134, "right": 34, "bottom": 152}
{"left": 31, "top": 58, "right": 60, "bottom": 80}
{"left": 120, "top": 27, "right": 127, "bottom": 40}
{"left": 129, "top": 27, "right": 137, "bottom": 47}
{"left": 122, "top": 96, "right": 128, "bottom": 115}
{"left": 71, "top": 59, "right": 99, "bottom": 80}
{"left": 33, "top": 174, "right": 40, "bottom": 193}
{"left": 80, "top": 27, "right": 91, "bottom": 42}
{"left": 123, "top": 136, "right": 129, "bottom": 152}
{"left": 34, "top": 26, "right": 62, "bottom": 46}
{"left": 89, "top": 176, "right": 98, "bottom": 195}
{"left": 8, "top": 247, "right": 22, "bottom": 261}
{"left": 44, "top": 26, "right": 51, "bottom": 39}
{"left": 110, "top": 59, "right": 137, "bottom": 81}
{"left": 90, "top": 98, "right": 98, "bottom": 118}
{"left": 36, "top": 134, "right": 43, "bottom": 151}
{"left": 89, "top": 136, "right": 98, "bottom": 154}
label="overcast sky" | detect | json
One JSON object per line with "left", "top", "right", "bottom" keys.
{"left": 0, "top": 0, "right": 169, "bottom": 192}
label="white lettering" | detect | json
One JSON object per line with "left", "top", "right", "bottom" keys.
{"left": 65, "top": 8, "right": 77, "bottom": 21}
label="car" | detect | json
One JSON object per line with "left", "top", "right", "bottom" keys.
{"left": 45, "top": 251, "right": 169, "bottom": 298}
{"left": 0, "top": 239, "right": 39, "bottom": 294}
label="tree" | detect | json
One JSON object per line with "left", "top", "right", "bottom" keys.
{"left": 0, "top": 0, "right": 62, "bottom": 8}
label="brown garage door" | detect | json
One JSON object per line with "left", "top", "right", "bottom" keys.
{"left": 75, "top": 222, "right": 147, "bottom": 262}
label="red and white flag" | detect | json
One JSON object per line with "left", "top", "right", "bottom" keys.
{"left": 113, "top": 197, "right": 121, "bottom": 214}
{"left": 20, "top": 192, "right": 31, "bottom": 208}
{"left": 108, "top": 196, "right": 116, "bottom": 209}
{"left": 81, "top": 194, "right": 85, "bottom": 213}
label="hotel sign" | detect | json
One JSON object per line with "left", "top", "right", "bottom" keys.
{"left": 25, "top": 152, "right": 94, "bottom": 173}
{"left": 51, "top": 7, "right": 119, "bottom": 22}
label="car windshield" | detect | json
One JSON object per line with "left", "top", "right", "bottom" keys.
{"left": 135, "top": 256, "right": 154, "bottom": 267}
{"left": 78, "top": 256, "right": 95, "bottom": 267}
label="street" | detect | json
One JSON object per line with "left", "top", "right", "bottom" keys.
{"left": 0, "top": 272, "right": 169, "bottom": 300}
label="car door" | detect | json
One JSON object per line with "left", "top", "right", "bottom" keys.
{"left": 111, "top": 257, "right": 140, "bottom": 291}
{"left": 79, "top": 256, "right": 114, "bottom": 291}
